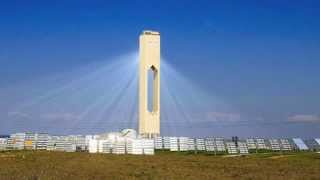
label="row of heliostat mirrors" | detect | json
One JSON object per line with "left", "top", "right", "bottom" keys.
{"left": 154, "top": 137, "right": 320, "bottom": 154}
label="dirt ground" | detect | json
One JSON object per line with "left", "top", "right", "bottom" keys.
{"left": 0, "top": 151, "right": 319, "bottom": 180}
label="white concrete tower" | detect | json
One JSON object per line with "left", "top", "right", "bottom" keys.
{"left": 139, "top": 30, "right": 160, "bottom": 138}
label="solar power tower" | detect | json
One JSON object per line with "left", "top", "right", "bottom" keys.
{"left": 139, "top": 30, "right": 161, "bottom": 138}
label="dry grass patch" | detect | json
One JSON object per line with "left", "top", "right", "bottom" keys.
{"left": 0, "top": 151, "right": 319, "bottom": 179}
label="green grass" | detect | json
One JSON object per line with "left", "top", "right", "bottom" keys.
{"left": 0, "top": 150, "right": 319, "bottom": 179}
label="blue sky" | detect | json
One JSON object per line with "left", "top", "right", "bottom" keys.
{"left": 0, "top": 1, "right": 320, "bottom": 137}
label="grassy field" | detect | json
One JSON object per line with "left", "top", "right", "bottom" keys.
{"left": 0, "top": 151, "right": 319, "bottom": 179}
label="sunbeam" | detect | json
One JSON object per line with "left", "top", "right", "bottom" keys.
{"left": 2, "top": 52, "right": 238, "bottom": 136}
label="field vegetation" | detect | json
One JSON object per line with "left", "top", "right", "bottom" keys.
{"left": 0, "top": 150, "right": 319, "bottom": 179}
